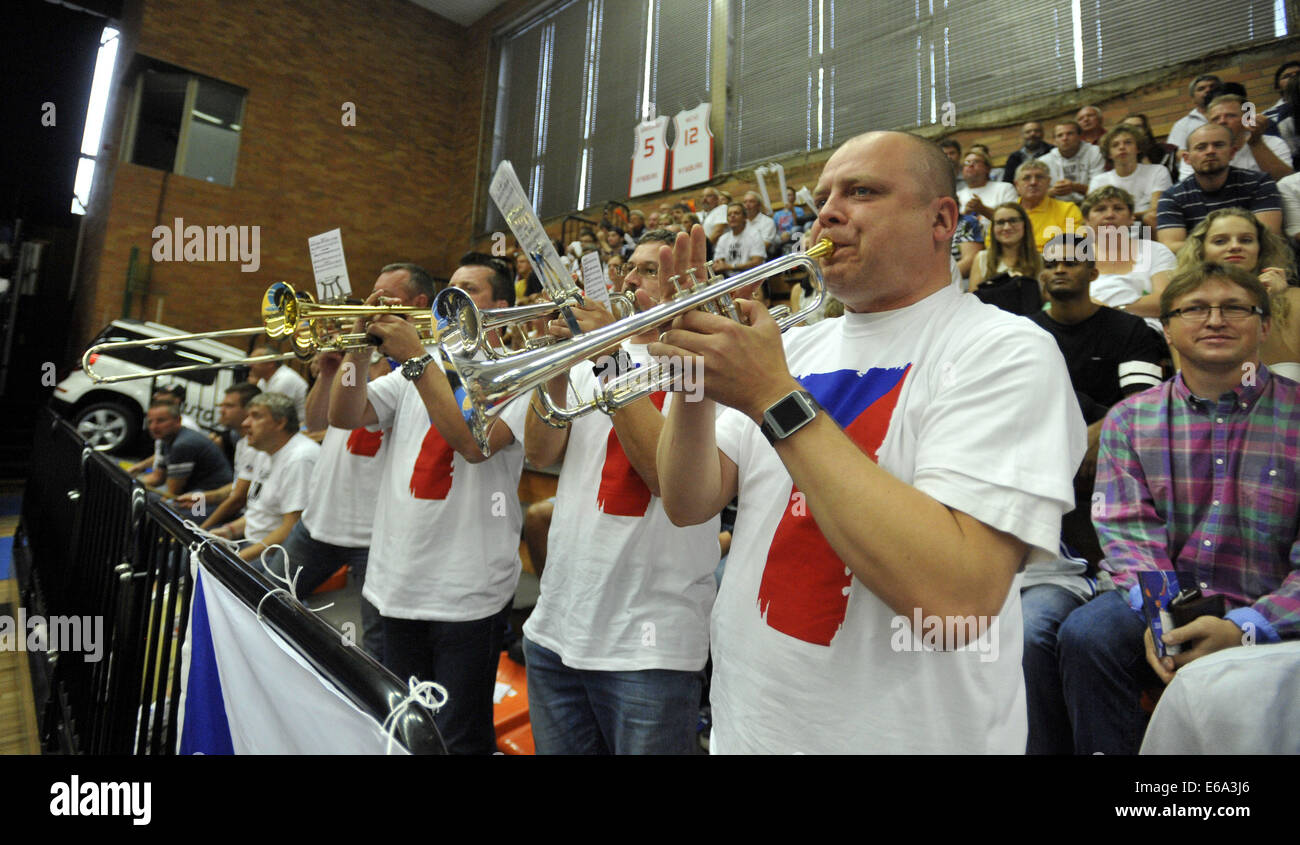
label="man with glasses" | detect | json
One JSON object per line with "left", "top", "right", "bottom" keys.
{"left": 522, "top": 228, "right": 719, "bottom": 754}
{"left": 1057, "top": 261, "right": 1300, "bottom": 754}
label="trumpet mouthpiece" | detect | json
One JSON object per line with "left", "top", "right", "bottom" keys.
{"left": 805, "top": 238, "right": 834, "bottom": 259}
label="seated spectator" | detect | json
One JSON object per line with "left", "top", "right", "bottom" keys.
{"left": 1076, "top": 105, "right": 1106, "bottom": 145}
{"left": 1088, "top": 125, "right": 1172, "bottom": 230}
{"left": 154, "top": 384, "right": 201, "bottom": 431}
{"left": 514, "top": 251, "right": 542, "bottom": 299}
{"left": 784, "top": 186, "right": 814, "bottom": 227}
{"left": 969, "top": 143, "right": 1003, "bottom": 181}
{"left": 698, "top": 187, "right": 728, "bottom": 242}
{"left": 951, "top": 212, "right": 985, "bottom": 285}
{"left": 1177, "top": 94, "right": 1293, "bottom": 182}
{"left": 1120, "top": 113, "right": 1180, "bottom": 181}
{"left": 1059, "top": 261, "right": 1300, "bottom": 755}
{"left": 970, "top": 202, "right": 1042, "bottom": 292}
{"left": 627, "top": 209, "right": 647, "bottom": 241}
{"left": 1265, "top": 67, "right": 1300, "bottom": 168}
{"left": 1166, "top": 73, "right": 1222, "bottom": 153}
{"left": 1002, "top": 121, "right": 1055, "bottom": 184}
{"left": 602, "top": 226, "right": 629, "bottom": 261}
{"left": 939, "top": 138, "right": 965, "bottom": 190}
{"left": 606, "top": 253, "right": 625, "bottom": 287}
{"left": 1010, "top": 160, "right": 1085, "bottom": 251}
{"left": 1277, "top": 169, "right": 1300, "bottom": 245}
{"left": 742, "top": 190, "right": 778, "bottom": 253}
{"left": 1156, "top": 123, "right": 1283, "bottom": 253}
{"left": 248, "top": 349, "right": 308, "bottom": 427}
{"left": 1081, "top": 186, "right": 1175, "bottom": 333}
{"left": 1022, "top": 232, "right": 1169, "bottom": 754}
{"left": 138, "top": 400, "right": 233, "bottom": 499}
{"left": 1041, "top": 121, "right": 1105, "bottom": 205}
{"left": 210, "top": 392, "right": 319, "bottom": 566}
{"left": 1175, "top": 207, "right": 1299, "bottom": 381}
{"left": 646, "top": 211, "right": 661, "bottom": 230}
{"left": 713, "top": 203, "right": 765, "bottom": 277}
{"left": 958, "top": 150, "right": 1018, "bottom": 224}
{"left": 176, "top": 383, "right": 261, "bottom": 525}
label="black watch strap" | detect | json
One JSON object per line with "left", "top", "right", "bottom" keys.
{"left": 760, "top": 390, "right": 821, "bottom": 443}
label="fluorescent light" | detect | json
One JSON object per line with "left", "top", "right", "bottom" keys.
{"left": 80, "top": 27, "right": 120, "bottom": 156}
{"left": 71, "top": 157, "right": 95, "bottom": 215}
{"left": 191, "top": 109, "right": 223, "bottom": 125}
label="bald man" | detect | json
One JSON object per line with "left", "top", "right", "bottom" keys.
{"left": 652, "top": 131, "right": 1084, "bottom": 753}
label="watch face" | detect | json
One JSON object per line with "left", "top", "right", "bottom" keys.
{"left": 769, "top": 394, "right": 812, "bottom": 431}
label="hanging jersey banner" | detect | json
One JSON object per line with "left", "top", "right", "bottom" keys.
{"left": 670, "top": 103, "right": 713, "bottom": 190}
{"left": 629, "top": 116, "right": 670, "bottom": 198}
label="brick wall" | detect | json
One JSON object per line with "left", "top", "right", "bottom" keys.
{"left": 72, "top": 0, "right": 487, "bottom": 356}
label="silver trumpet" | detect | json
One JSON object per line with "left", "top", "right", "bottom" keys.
{"left": 433, "top": 287, "right": 636, "bottom": 359}
{"left": 443, "top": 239, "right": 832, "bottom": 455}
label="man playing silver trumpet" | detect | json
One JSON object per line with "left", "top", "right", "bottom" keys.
{"left": 521, "top": 228, "right": 720, "bottom": 755}
{"left": 649, "top": 131, "right": 1084, "bottom": 753}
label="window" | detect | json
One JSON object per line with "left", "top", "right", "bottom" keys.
{"left": 486, "top": 0, "right": 711, "bottom": 230}
{"left": 122, "top": 59, "right": 247, "bottom": 187}
{"left": 72, "top": 26, "right": 121, "bottom": 215}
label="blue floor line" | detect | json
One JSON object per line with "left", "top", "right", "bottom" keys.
{"left": 0, "top": 536, "right": 12, "bottom": 581}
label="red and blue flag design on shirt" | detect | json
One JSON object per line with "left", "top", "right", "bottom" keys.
{"left": 757, "top": 364, "right": 911, "bottom": 646}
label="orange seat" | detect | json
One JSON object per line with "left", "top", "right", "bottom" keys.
{"left": 311, "top": 565, "right": 349, "bottom": 595}
{"left": 494, "top": 651, "right": 535, "bottom": 754}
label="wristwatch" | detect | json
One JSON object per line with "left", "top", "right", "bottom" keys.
{"left": 400, "top": 352, "right": 434, "bottom": 381}
{"left": 760, "top": 389, "right": 821, "bottom": 443}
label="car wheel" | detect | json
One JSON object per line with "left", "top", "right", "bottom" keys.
{"left": 74, "top": 401, "right": 141, "bottom": 454}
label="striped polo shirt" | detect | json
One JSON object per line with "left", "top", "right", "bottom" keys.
{"left": 1156, "top": 166, "right": 1281, "bottom": 233}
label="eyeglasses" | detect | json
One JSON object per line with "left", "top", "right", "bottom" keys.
{"left": 624, "top": 263, "right": 659, "bottom": 279}
{"left": 1162, "top": 304, "right": 1264, "bottom": 323}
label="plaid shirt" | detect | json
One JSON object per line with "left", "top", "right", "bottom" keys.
{"left": 1093, "top": 366, "right": 1300, "bottom": 642}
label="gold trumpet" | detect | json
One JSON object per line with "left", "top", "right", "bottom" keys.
{"left": 80, "top": 282, "right": 437, "bottom": 384}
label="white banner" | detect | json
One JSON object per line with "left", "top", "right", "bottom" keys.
{"left": 629, "top": 116, "right": 670, "bottom": 198}
{"left": 670, "top": 103, "right": 713, "bottom": 190}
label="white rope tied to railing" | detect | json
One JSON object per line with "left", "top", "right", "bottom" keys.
{"left": 381, "top": 676, "right": 449, "bottom": 755}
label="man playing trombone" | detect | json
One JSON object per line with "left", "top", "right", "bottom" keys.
{"left": 523, "top": 229, "right": 719, "bottom": 755}
{"left": 651, "top": 131, "right": 1085, "bottom": 753}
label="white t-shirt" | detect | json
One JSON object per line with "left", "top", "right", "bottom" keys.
{"left": 524, "top": 343, "right": 719, "bottom": 672}
{"left": 1091, "top": 238, "right": 1176, "bottom": 334}
{"left": 1041, "top": 142, "right": 1106, "bottom": 204}
{"left": 362, "top": 366, "right": 529, "bottom": 622}
{"left": 957, "top": 180, "right": 1018, "bottom": 224}
{"left": 260, "top": 366, "right": 309, "bottom": 427}
{"left": 234, "top": 436, "right": 260, "bottom": 482}
{"left": 1177, "top": 134, "right": 1290, "bottom": 180}
{"left": 708, "top": 284, "right": 1084, "bottom": 754}
{"left": 1166, "top": 108, "right": 1207, "bottom": 151}
{"left": 714, "top": 226, "right": 767, "bottom": 276}
{"left": 1278, "top": 171, "right": 1300, "bottom": 237}
{"left": 746, "top": 212, "right": 778, "bottom": 248}
{"left": 243, "top": 433, "right": 319, "bottom": 544}
{"left": 300, "top": 425, "right": 389, "bottom": 548}
{"left": 1088, "top": 164, "right": 1173, "bottom": 213}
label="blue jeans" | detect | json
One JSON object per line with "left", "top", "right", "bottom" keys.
{"left": 1021, "top": 584, "right": 1086, "bottom": 754}
{"left": 523, "top": 638, "right": 702, "bottom": 755}
{"left": 1058, "top": 589, "right": 1161, "bottom": 755}
{"left": 383, "top": 603, "right": 512, "bottom": 755}
{"left": 278, "top": 520, "right": 381, "bottom": 660}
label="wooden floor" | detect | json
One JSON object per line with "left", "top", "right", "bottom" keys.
{"left": 0, "top": 579, "right": 40, "bottom": 755}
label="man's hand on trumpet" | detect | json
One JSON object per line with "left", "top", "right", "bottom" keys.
{"left": 649, "top": 224, "right": 801, "bottom": 422}
{"left": 364, "top": 312, "right": 427, "bottom": 363}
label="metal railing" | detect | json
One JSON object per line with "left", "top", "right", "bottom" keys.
{"left": 16, "top": 407, "right": 446, "bottom": 754}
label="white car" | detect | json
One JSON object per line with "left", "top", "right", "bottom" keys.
{"left": 51, "top": 320, "right": 251, "bottom": 454}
